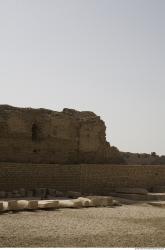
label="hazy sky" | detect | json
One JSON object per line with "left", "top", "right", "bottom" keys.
{"left": 0, "top": 0, "right": 164, "bottom": 155}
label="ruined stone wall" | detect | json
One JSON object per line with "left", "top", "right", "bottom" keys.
{"left": 0, "top": 105, "right": 111, "bottom": 164}
{"left": 0, "top": 163, "right": 81, "bottom": 192}
{"left": 122, "top": 152, "right": 165, "bottom": 165}
{"left": 0, "top": 163, "right": 165, "bottom": 193}
{"left": 80, "top": 164, "right": 165, "bottom": 194}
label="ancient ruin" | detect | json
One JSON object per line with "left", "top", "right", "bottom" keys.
{"left": 0, "top": 105, "right": 123, "bottom": 164}
{"left": 0, "top": 105, "right": 165, "bottom": 214}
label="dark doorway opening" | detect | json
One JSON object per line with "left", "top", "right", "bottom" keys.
{"left": 32, "top": 123, "right": 39, "bottom": 141}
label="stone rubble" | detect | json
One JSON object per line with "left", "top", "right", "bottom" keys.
{"left": 0, "top": 195, "right": 117, "bottom": 213}
{"left": 1, "top": 186, "right": 165, "bottom": 213}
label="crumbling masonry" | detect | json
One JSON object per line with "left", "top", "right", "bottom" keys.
{"left": 0, "top": 105, "right": 121, "bottom": 164}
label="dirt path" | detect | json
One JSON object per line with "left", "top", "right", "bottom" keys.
{"left": 0, "top": 204, "right": 165, "bottom": 247}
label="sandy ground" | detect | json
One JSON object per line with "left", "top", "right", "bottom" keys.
{"left": 0, "top": 203, "right": 165, "bottom": 247}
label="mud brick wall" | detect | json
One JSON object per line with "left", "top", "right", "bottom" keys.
{"left": 0, "top": 163, "right": 165, "bottom": 193}
{"left": 0, "top": 163, "right": 81, "bottom": 192}
{"left": 80, "top": 164, "right": 165, "bottom": 194}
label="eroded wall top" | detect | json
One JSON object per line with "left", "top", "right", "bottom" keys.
{"left": 0, "top": 105, "right": 113, "bottom": 163}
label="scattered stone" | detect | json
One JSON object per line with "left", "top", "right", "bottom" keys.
{"left": 27, "top": 200, "right": 38, "bottom": 210}
{"left": 12, "top": 200, "right": 38, "bottom": 210}
{"left": 77, "top": 197, "right": 93, "bottom": 207}
{"left": 0, "top": 195, "right": 124, "bottom": 213}
{"left": 38, "top": 200, "right": 59, "bottom": 209}
{"left": 2, "top": 201, "right": 8, "bottom": 211}
{"left": 58, "top": 199, "right": 82, "bottom": 208}
{"left": 17, "top": 200, "right": 29, "bottom": 210}
{"left": 8, "top": 200, "right": 18, "bottom": 211}
{"left": 86, "top": 196, "right": 113, "bottom": 207}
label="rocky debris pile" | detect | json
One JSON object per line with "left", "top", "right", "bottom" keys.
{"left": 0, "top": 195, "right": 118, "bottom": 213}
{"left": 0, "top": 188, "right": 121, "bottom": 213}
{"left": 2, "top": 186, "right": 165, "bottom": 212}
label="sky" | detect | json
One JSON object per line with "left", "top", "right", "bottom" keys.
{"left": 0, "top": 0, "right": 165, "bottom": 155}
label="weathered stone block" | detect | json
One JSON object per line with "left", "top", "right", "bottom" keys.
{"left": 77, "top": 197, "right": 93, "bottom": 207}
{"left": 38, "top": 200, "right": 59, "bottom": 209}
{"left": 8, "top": 200, "right": 18, "bottom": 211}
{"left": 58, "top": 199, "right": 82, "bottom": 208}
{"left": 17, "top": 200, "right": 28, "bottom": 209}
{"left": 27, "top": 200, "right": 38, "bottom": 210}
{"left": 86, "top": 196, "right": 113, "bottom": 207}
{"left": 17, "top": 200, "right": 38, "bottom": 210}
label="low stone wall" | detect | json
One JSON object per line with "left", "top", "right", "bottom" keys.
{"left": 81, "top": 164, "right": 165, "bottom": 194}
{"left": 0, "top": 163, "right": 165, "bottom": 194}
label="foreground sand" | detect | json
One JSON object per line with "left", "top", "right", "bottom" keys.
{"left": 0, "top": 203, "right": 165, "bottom": 247}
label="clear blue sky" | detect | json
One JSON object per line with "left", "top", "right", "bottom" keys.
{"left": 0, "top": 0, "right": 164, "bottom": 155}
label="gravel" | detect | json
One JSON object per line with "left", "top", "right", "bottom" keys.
{"left": 0, "top": 203, "right": 165, "bottom": 247}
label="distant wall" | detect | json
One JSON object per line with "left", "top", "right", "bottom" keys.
{"left": 0, "top": 163, "right": 165, "bottom": 193}
{"left": 122, "top": 152, "right": 165, "bottom": 165}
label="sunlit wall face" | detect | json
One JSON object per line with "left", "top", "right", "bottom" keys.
{"left": 0, "top": 0, "right": 164, "bottom": 155}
